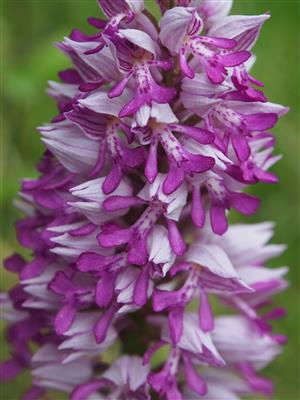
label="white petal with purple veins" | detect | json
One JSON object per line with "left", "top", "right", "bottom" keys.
{"left": 159, "top": 7, "right": 195, "bottom": 54}
{"left": 119, "top": 28, "right": 157, "bottom": 56}
{"left": 79, "top": 89, "right": 132, "bottom": 117}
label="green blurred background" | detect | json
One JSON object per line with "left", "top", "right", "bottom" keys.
{"left": 1, "top": 1, "right": 299, "bottom": 399}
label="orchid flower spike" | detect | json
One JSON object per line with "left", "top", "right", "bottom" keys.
{"left": 1, "top": 1, "right": 289, "bottom": 399}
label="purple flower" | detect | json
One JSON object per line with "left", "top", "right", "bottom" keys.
{"left": 97, "top": 174, "right": 188, "bottom": 263}
{"left": 146, "top": 312, "right": 224, "bottom": 398}
{"left": 133, "top": 115, "right": 215, "bottom": 192}
{"left": 2, "top": 1, "right": 289, "bottom": 399}
{"left": 159, "top": 7, "right": 252, "bottom": 83}
{"left": 71, "top": 355, "right": 150, "bottom": 400}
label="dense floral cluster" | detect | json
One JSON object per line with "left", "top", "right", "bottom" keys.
{"left": 1, "top": 1, "right": 289, "bottom": 399}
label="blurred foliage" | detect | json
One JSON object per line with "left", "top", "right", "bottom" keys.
{"left": 1, "top": 0, "right": 299, "bottom": 399}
